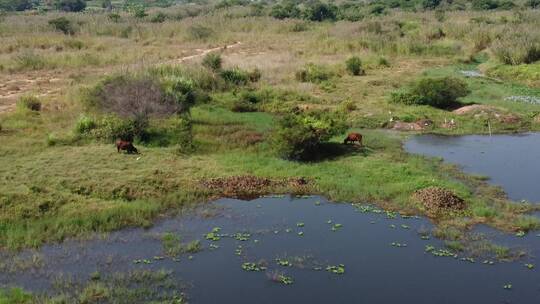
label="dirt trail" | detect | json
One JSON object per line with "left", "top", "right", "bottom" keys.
{"left": 0, "top": 41, "right": 242, "bottom": 114}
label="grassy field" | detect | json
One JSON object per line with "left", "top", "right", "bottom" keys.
{"left": 1, "top": 2, "right": 540, "bottom": 253}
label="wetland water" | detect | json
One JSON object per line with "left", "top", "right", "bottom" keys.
{"left": 1, "top": 196, "right": 540, "bottom": 303}
{"left": 405, "top": 132, "right": 540, "bottom": 203}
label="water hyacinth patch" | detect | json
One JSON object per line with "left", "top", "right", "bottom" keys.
{"left": 278, "top": 275, "right": 293, "bottom": 285}
{"left": 205, "top": 227, "right": 222, "bottom": 241}
{"left": 296, "top": 222, "right": 305, "bottom": 227}
{"left": 425, "top": 245, "right": 457, "bottom": 258}
{"left": 515, "top": 231, "right": 526, "bottom": 237}
{"left": 483, "top": 260, "right": 495, "bottom": 265}
{"left": 391, "top": 242, "right": 407, "bottom": 248}
{"left": 234, "top": 233, "right": 251, "bottom": 241}
{"left": 525, "top": 263, "right": 534, "bottom": 269}
{"left": 503, "top": 284, "right": 513, "bottom": 290}
{"left": 326, "top": 264, "right": 345, "bottom": 275}
{"left": 276, "top": 258, "right": 292, "bottom": 267}
{"left": 331, "top": 223, "right": 343, "bottom": 231}
{"left": 504, "top": 96, "right": 540, "bottom": 105}
{"left": 242, "top": 262, "right": 267, "bottom": 272}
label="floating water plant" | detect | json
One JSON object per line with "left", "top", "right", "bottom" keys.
{"left": 503, "top": 284, "right": 512, "bottom": 290}
{"left": 525, "top": 263, "right": 534, "bottom": 270}
{"left": 425, "top": 245, "right": 457, "bottom": 258}
{"left": 400, "top": 224, "right": 410, "bottom": 229}
{"left": 326, "top": 264, "right": 345, "bottom": 275}
{"left": 389, "top": 224, "right": 396, "bottom": 229}
{"left": 327, "top": 220, "right": 332, "bottom": 224}
{"left": 391, "top": 242, "right": 407, "bottom": 248}
{"left": 315, "top": 201, "right": 321, "bottom": 206}
{"left": 209, "top": 244, "right": 219, "bottom": 250}
{"left": 296, "top": 222, "right": 305, "bottom": 227}
{"left": 482, "top": 260, "right": 495, "bottom": 265}
{"left": 242, "top": 262, "right": 267, "bottom": 272}
{"left": 331, "top": 223, "right": 343, "bottom": 232}
{"left": 276, "top": 258, "right": 292, "bottom": 267}
{"left": 234, "top": 233, "right": 251, "bottom": 241}
{"left": 298, "top": 231, "right": 304, "bottom": 236}
{"left": 420, "top": 235, "right": 430, "bottom": 240}
{"left": 285, "top": 228, "right": 292, "bottom": 233}
{"left": 460, "top": 257, "right": 475, "bottom": 263}
{"left": 205, "top": 227, "right": 222, "bottom": 241}
{"left": 515, "top": 231, "right": 526, "bottom": 237}
{"left": 278, "top": 275, "right": 294, "bottom": 285}
{"left": 153, "top": 256, "right": 164, "bottom": 261}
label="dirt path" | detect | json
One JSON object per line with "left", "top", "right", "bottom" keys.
{"left": 0, "top": 41, "right": 243, "bottom": 114}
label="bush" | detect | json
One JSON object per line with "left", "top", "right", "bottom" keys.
{"left": 295, "top": 63, "right": 334, "bottom": 83}
{"left": 273, "top": 111, "right": 346, "bottom": 161}
{"left": 390, "top": 77, "right": 470, "bottom": 108}
{"left": 345, "top": 56, "right": 365, "bottom": 76}
{"left": 54, "top": 0, "right": 86, "bottom": 12}
{"left": 527, "top": 0, "right": 540, "bottom": 8}
{"left": 491, "top": 32, "right": 540, "bottom": 65}
{"left": 14, "top": 51, "right": 46, "bottom": 70}
{"left": 151, "top": 12, "right": 167, "bottom": 23}
{"left": 220, "top": 68, "right": 250, "bottom": 86}
{"left": 202, "top": 53, "right": 222, "bottom": 71}
{"left": 471, "top": 0, "right": 499, "bottom": 10}
{"left": 0, "top": 0, "right": 33, "bottom": 11}
{"left": 188, "top": 25, "right": 214, "bottom": 41}
{"left": 302, "top": 1, "right": 337, "bottom": 22}
{"left": 17, "top": 95, "right": 41, "bottom": 111}
{"left": 48, "top": 17, "right": 74, "bottom": 35}
{"left": 172, "top": 116, "right": 195, "bottom": 154}
{"left": 89, "top": 114, "right": 138, "bottom": 142}
{"left": 422, "top": 0, "right": 442, "bottom": 9}
{"left": 108, "top": 13, "right": 121, "bottom": 23}
{"left": 74, "top": 115, "right": 96, "bottom": 134}
{"left": 270, "top": 2, "right": 301, "bottom": 19}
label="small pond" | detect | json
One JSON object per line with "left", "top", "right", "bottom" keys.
{"left": 1, "top": 196, "right": 540, "bottom": 303}
{"left": 405, "top": 133, "right": 540, "bottom": 203}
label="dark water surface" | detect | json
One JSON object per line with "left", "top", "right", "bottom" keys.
{"left": 405, "top": 133, "right": 540, "bottom": 203}
{"left": 1, "top": 196, "right": 539, "bottom": 303}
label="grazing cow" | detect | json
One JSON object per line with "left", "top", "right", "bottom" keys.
{"left": 343, "top": 133, "right": 363, "bottom": 146}
{"left": 116, "top": 140, "right": 139, "bottom": 154}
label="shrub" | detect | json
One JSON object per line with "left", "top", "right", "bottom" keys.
{"left": 270, "top": 3, "right": 301, "bottom": 19}
{"left": 273, "top": 111, "right": 346, "bottom": 161}
{"left": 390, "top": 77, "right": 470, "bottom": 108}
{"left": 54, "top": 0, "right": 86, "bottom": 12}
{"left": 345, "top": 56, "right": 365, "bottom": 76}
{"left": 422, "top": 0, "right": 441, "bottom": 9}
{"left": 188, "top": 25, "right": 214, "bottom": 41}
{"left": 220, "top": 68, "right": 250, "bottom": 86}
{"left": 108, "top": 13, "right": 121, "bottom": 23}
{"left": 151, "top": 12, "right": 167, "bottom": 23}
{"left": 89, "top": 114, "right": 138, "bottom": 142}
{"left": 527, "top": 0, "right": 540, "bottom": 8}
{"left": 0, "top": 0, "right": 33, "bottom": 11}
{"left": 491, "top": 32, "right": 540, "bottom": 65}
{"left": 302, "top": 1, "right": 337, "bottom": 22}
{"left": 295, "top": 63, "right": 334, "bottom": 83}
{"left": 172, "top": 116, "right": 195, "bottom": 154}
{"left": 17, "top": 95, "right": 41, "bottom": 111}
{"left": 14, "top": 51, "right": 46, "bottom": 70}
{"left": 202, "top": 53, "right": 222, "bottom": 71}
{"left": 74, "top": 115, "right": 97, "bottom": 134}
{"left": 471, "top": 0, "right": 499, "bottom": 10}
{"left": 48, "top": 17, "right": 74, "bottom": 35}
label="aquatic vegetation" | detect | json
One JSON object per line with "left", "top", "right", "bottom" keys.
{"left": 205, "top": 227, "right": 222, "bottom": 241}
{"left": 503, "top": 284, "right": 513, "bottom": 290}
{"left": 326, "top": 264, "right": 345, "bottom": 275}
{"left": 401, "top": 224, "right": 410, "bottom": 229}
{"left": 482, "top": 260, "right": 495, "bottom": 265}
{"left": 525, "top": 263, "right": 535, "bottom": 269}
{"left": 162, "top": 233, "right": 202, "bottom": 256}
{"left": 391, "top": 242, "right": 407, "bottom": 248}
{"left": 278, "top": 275, "right": 294, "bottom": 285}
{"left": 390, "top": 224, "right": 396, "bottom": 229}
{"left": 515, "top": 231, "right": 526, "bottom": 237}
{"left": 234, "top": 233, "right": 251, "bottom": 241}
{"left": 296, "top": 222, "right": 305, "bottom": 227}
{"left": 276, "top": 258, "right": 292, "bottom": 267}
{"left": 460, "top": 257, "right": 475, "bottom": 263}
{"left": 331, "top": 223, "right": 343, "bottom": 231}
{"left": 425, "top": 245, "right": 457, "bottom": 258}
{"left": 298, "top": 231, "right": 304, "bottom": 236}
{"left": 242, "top": 262, "right": 267, "bottom": 272}
{"left": 209, "top": 244, "right": 219, "bottom": 250}
{"left": 315, "top": 201, "right": 321, "bottom": 206}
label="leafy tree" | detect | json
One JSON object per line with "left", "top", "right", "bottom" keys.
{"left": 422, "top": 0, "right": 441, "bottom": 9}
{"left": 273, "top": 111, "right": 346, "bottom": 161}
{"left": 527, "top": 0, "right": 540, "bottom": 8}
{"left": 270, "top": 2, "right": 301, "bottom": 19}
{"left": 48, "top": 17, "right": 74, "bottom": 35}
{"left": 0, "top": 0, "right": 33, "bottom": 11}
{"left": 302, "top": 1, "right": 337, "bottom": 22}
{"left": 54, "top": 0, "right": 86, "bottom": 12}
{"left": 391, "top": 77, "right": 470, "bottom": 108}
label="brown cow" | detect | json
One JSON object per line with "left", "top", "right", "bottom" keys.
{"left": 343, "top": 132, "right": 363, "bottom": 146}
{"left": 116, "top": 140, "right": 139, "bottom": 154}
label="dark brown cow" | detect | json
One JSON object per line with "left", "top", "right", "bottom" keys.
{"left": 116, "top": 140, "right": 139, "bottom": 154}
{"left": 343, "top": 132, "right": 363, "bottom": 146}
